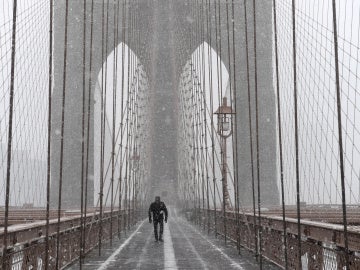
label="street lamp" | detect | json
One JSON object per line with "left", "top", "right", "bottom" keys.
{"left": 214, "top": 97, "right": 235, "bottom": 210}
{"left": 130, "top": 148, "right": 140, "bottom": 213}
{"left": 130, "top": 150, "right": 140, "bottom": 172}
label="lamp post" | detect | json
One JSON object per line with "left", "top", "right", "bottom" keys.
{"left": 214, "top": 97, "right": 235, "bottom": 211}
{"left": 130, "top": 146, "right": 140, "bottom": 211}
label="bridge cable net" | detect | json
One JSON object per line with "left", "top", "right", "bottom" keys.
{"left": 0, "top": 1, "right": 49, "bottom": 207}
{"left": 0, "top": 0, "right": 151, "bottom": 269}
{"left": 178, "top": 0, "right": 255, "bottom": 263}
{"left": 1, "top": 0, "right": 360, "bottom": 269}
{"left": 275, "top": 0, "right": 360, "bottom": 267}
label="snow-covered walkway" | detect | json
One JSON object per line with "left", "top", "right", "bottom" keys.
{"left": 68, "top": 209, "right": 280, "bottom": 270}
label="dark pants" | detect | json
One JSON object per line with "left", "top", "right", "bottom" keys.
{"left": 153, "top": 219, "right": 164, "bottom": 240}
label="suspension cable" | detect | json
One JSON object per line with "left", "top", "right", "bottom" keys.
{"left": 230, "top": 0, "right": 241, "bottom": 254}
{"left": 272, "top": 0, "right": 288, "bottom": 268}
{"left": 196, "top": 0, "right": 202, "bottom": 227}
{"left": 225, "top": 0, "right": 236, "bottom": 239}
{"left": 291, "top": 0, "right": 302, "bottom": 268}
{"left": 84, "top": 0, "right": 95, "bottom": 255}
{"left": 331, "top": 0, "right": 349, "bottom": 268}
{"left": 3, "top": 0, "right": 18, "bottom": 268}
{"left": 189, "top": 0, "right": 195, "bottom": 214}
{"left": 216, "top": 0, "right": 228, "bottom": 245}
{"left": 127, "top": 4, "right": 134, "bottom": 228}
{"left": 80, "top": 0, "right": 87, "bottom": 266}
{"left": 202, "top": 0, "right": 211, "bottom": 234}
{"left": 201, "top": 0, "right": 211, "bottom": 235}
{"left": 55, "top": 0, "right": 69, "bottom": 268}
{"left": 124, "top": 3, "right": 131, "bottom": 229}
{"left": 110, "top": 0, "right": 120, "bottom": 247}
{"left": 44, "top": 0, "right": 54, "bottom": 268}
{"left": 98, "top": 0, "right": 106, "bottom": 256}
{"left": 242, "top": 0, "right": 258, "bottom": 257}
{"left": 119, "top": 0, "right": 127, "bottom": 236}
{"left": 252, "top": 0, "right": 263, "bottom": 267}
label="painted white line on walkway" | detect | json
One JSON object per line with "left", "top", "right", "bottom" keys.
{"left": 136, "top": 229, "right": 152, "bottom": 269}
{"left": 174, "top": 220, "right": 208, "bottom": 270}
{"left": 164, "top": 215, "right": 178, "bottom": 269}
{"left": 183, "top": 219, "right": 245, "bottom": 270}
{"left": 97, "top": 220, "right": 145, "bottom": 270}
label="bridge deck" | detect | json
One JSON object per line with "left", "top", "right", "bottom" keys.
{"left": 68, "top": 209, "right": 280, "bottom": 270}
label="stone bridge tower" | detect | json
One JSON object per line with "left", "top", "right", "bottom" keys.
{"left": 51, "top": 0, "right": 278, "bottom": 208}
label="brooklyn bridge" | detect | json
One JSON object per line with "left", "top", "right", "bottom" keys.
{"left": 0, "top": 0, "right": 360, "bottom": 269}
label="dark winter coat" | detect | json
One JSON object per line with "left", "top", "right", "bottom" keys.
{"left": 148, "top": 201, "right": 168, "bottom": 221}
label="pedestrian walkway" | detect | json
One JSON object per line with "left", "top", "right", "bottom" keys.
{"left": 68, "top": 208, "right": 280, "bottom": 269}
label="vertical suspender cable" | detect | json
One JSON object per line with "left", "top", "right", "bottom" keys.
{"left": 213, "top": 0, "right": 221, "bottom": 240}
{"left": 55, "top": 0, "right": 69, "bottom": 268}
{"left": 127, "top": 6, "right": 133, "bottom": 228}
{"left": 103, "top": 0, "right": 110, "bottom": 226}
{"left": 291, "top": 0, "right": 302, "bottom": 268}
{"left": 331, "top": 0, "right": 349, "bottom": 268}
{"left": 125, "top": 121, "right": 129, "bottom": 233}
{"left": 252, "top": 0, "right": 263, "bottom": 267}
{"left": 114, "top": 0, "right": 120, "bottom": 237}
{"left": 201, "top": 1, "right": 206, "bottom": 231}
{"left": 191, "top": 59, "right": 196, "bottom": 215}
{"left": 201, "top": 3, "right": 206, "bottom": 228}
{"left": 216, "top": 0, "right": 227, "bottom": 245}
{"left": 196, "top": 0, "right": 202, "bottom": 227}
{"left": 3, "top": 0, "right": 18, "bottom": 268}
{"left": 242, "top": 0, "right": 258, "bottom": 257}
{"left": 110, "top": 0, "right": 119, "bottom": 247}
{"left": 202, "top": 0, "right": 211, "bottom": 235}
{"left": 110, "top": 0, "right": 116, "bottom": 245}
{"left": 131, "top": 8, "right": 136, "bottom": 226}
{"left": 99, "top": 0, "right": 106, "bottom": 256}
{"left": 138, "top": 0, "right": 141, "bottom": 216}
{"left": 84, "top": 0, "right": 95, "bottom": 253}
{"left": 137, "top": 0, "right": 141, "bottom": 218}
{"left": 195, "top": 1, "right": 200, "bottom": 225}
{"left": 225, "top": 0, "right": 237, "bottom": 246}
{"left": 189, "top": 0, "right": 195, "bottom": 215}
{"left": 136, "top": 0, "right": 140, "bottom": 220}
{"left": 199, "top": 0, "right": 206, "bottom": 230}
{"left": 207, "top": 0, "right": 217, "bottom": 237}
{"left": 45, "top": 0, "right": 53, "bottom": 268}
{"left": 131, "top": 41, "right": 135, "bottom": 228}
{"left": 100, "top": 0, "right": 110, "bottom": 253}
{"left": 134, "top": 8, "right": 137, "bottom": 223}
{"left": 193, "top": 0, "right": 197, "bottom": 224}
{"left": 190, "top": 0, "right": 197, "bottom": 217}
{"left": 230, "top": 0, "right": 241, "bottom": 253}
{"left": 192, "top": 0, "right": 195, "bottom": 219}
{"left": 130, "top": 4, "right": 135, "bottom": 228}
{"left": 192, "top": 0, "right": 198, "bottom": 222}
{"left": 132, "top": 1, "right": 136, "bottom": 225}
{"left": 119, "top": 0, "right": 126, "bottom": 236}
{"left": 124, "top": 60, "right": 128, "bottom": 231}
{"left": 197, "top": 1, "right": 202, "bottom": 226}
{"left": 128, "top": 6, "right": 132, "bottom": 228}
{"left": 80, "top": 0, "right": 87, "bottom": 267}
{"left": 204, "top": 0, "right": 211, "bottom": 235}
{"left": 272, "top": 0, "right": 288, "bottom": 268}
{"left": 124, "top": 3, "right": 131, "bottom": 230}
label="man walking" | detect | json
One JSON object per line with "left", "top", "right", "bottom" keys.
{"left": 148, "top": 196, "right": 168, "bottom": 242}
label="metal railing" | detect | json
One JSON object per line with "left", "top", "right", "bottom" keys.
{"left": 0, "top": 209, "right": 142, "bottom": 270}
{"left": 189, "top": 208, "right": 360, "bottom": 269}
